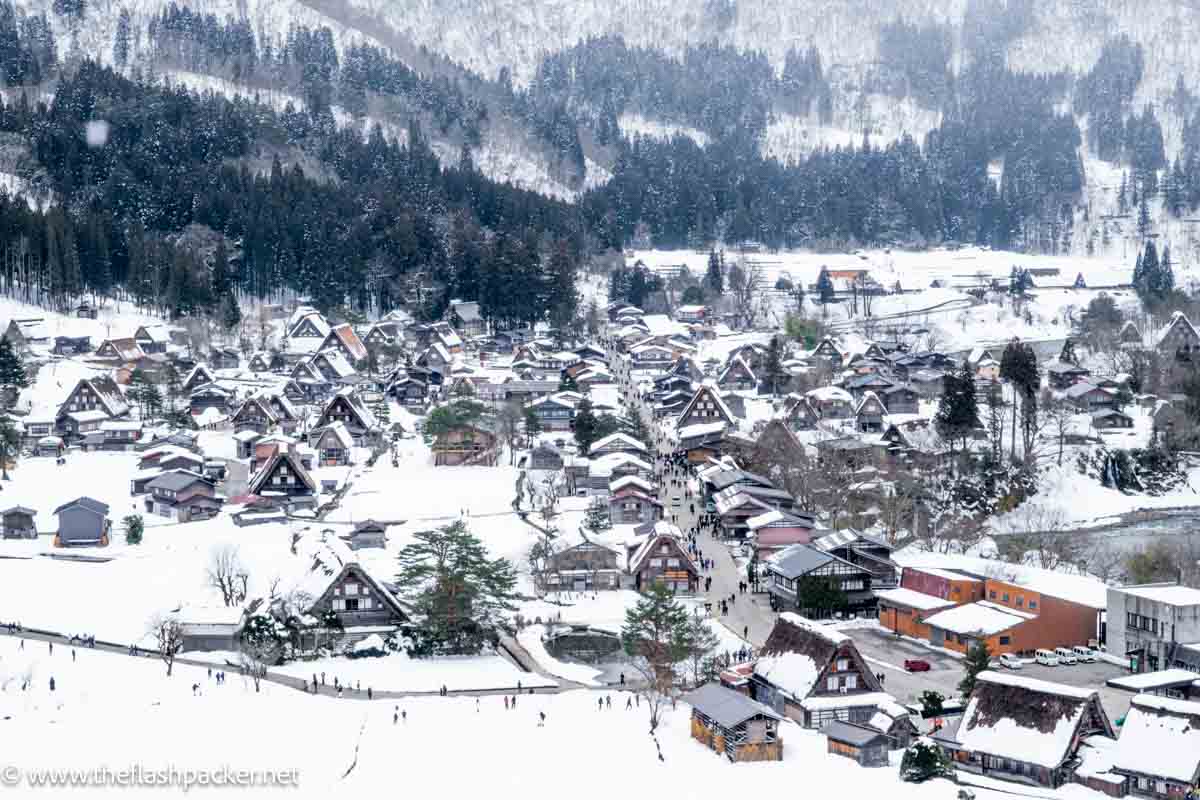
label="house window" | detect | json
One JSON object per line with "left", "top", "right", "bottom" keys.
{"left": 345, "top": 582, "right": 359, "bottom": 596}
{"left": 1002, "top": 593, "right": 1009, "bottom": 602}
{"left": 344, "top": 598, "right": 359, "bottom": 611}
{"left": 836, "top": 658, "right": 849, "bottom": 671}
{"left": 999, "top": 636, "right": 1011, "bottom": 646}
{"left": 826, "top": 677, "right": 839, "bottom": 691}
{"left": 845, "top": 675, "right": 857, "bottom": 690}
{"left": 989, "top": 590, "right": 997, "bottom": 600}
{"left": 1028, "top": 600, "right": 1037, "bottom": 610}
{"left": 1015, "top": 597, "right": 1024, "bottom": 607}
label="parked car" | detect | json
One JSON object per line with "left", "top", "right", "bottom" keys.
{"left": 1055, "top": 647, "right": 1078, "bottom": 665}
{"left": 1035, "top": 648, "right": 1060, "bottom": 666}
{"left": 904, "top": 659, "right": 931, "bottom": 672}
{"left": 1072, "top": 646, "right": 1097, "bottom": 662}
{"left": 998, "top": 653, "right": 1023, "bottom": 670}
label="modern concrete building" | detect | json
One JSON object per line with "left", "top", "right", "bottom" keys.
{"left": 1108, "top": 583, "right": 1200, "bottom": 673}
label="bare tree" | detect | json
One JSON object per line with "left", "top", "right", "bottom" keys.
{"left": 238, "top": 651, "right": 270, "bottom": 693}
{"left": 726, "top": 259, "right": 766, "bottom": 330}
{"left": 1083, "top": 540, "right": 1127, "bottom": 584}
{"left": 206, "top": 543, "right": 250, "bottom": 607}
{"left": 148, "top": 614, "right": 184, "bottom": 676}
{"left": 527, "top": 533, "right": 562, "bottom": 598}
{"left": 993, "top": 505, "right": 1083, "bottom": 571}
{"left": 1043, "top": 395, "right": 1076, "bottom": 466}
{"left": 496, "top": 400, "right": 522, "bottom": 465}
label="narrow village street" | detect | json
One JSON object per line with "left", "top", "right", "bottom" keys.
{"left": 612, "top": 337, "right": 779, "bottom": 653}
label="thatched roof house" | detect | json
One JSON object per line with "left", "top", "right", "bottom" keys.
{"left": 750, "top": 613, "right": 897, "bottom": 729}
{"left": 932, "top": 670, "right": 1115, "bottom": 788}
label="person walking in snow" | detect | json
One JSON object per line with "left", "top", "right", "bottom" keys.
{"left": 606, "top": 695, "right": 612, "bottom": 709}
{"left": 49, "top": 677, "right": 56, "bottom": 691}
{"left": 394, "top": 709, "right": 399, "bottom": 725}
{"left": 626, "top": 696, "right": 633, "bottom": 709}
{"left": 538, "top": 711, "right": 546, "bottom": 726}
{"left": 504, "top": 696, "right": 509, "bottom": 710}
{"left": 71, "top": 649, "right": 76, "bottom": 662}
{"left": 368, "top": 687, "right": 374, "bottom": 700}
{"left": 598, "top": 697, "right": 603, "bottom": 711}
{"left": 48, "top": 641, "right": 53, "bottom": 655}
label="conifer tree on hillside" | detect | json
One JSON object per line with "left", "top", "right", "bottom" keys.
{"left": 760, "top": 335, "right": 787, "bottom": 397}
{"left": 816, "top": 267, "right": 835, "bottom": 313}
{"left": 704, "top": 249, "right": 724, "bottom": 295}
{"left": 573, "top": 397, "right": 600, "bottom": 455}
{"left": 0, "top": 337, "right": 28, "bottom": 405}
{"left": 934, "top": 362, "right": 980, "bottom": 457}
{"left": 959, "top": 641, "right": 992, "bottom": 696}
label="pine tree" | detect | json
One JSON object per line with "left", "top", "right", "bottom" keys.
{"left": 760, "top": 335, "right": 787, "bottom": 396}
{"left": 816, "top": 266, "right": 835, "bottom": 309}
{"left": 0, "top": 414, "right": 19, "bottom": 479}
{"left": 113, "top": 8, "right": 131, "bottom": 68}
{"left": 958, "top": 640, "right": 992, "bottom": 696}
{"left": 1157, "top": 244, "right": 1175, "bottom": 299}
{"left": 1117, "top": 171, "right": 1128, "bottom": 214}
{"left": 934, "top": 362, "right": 980, "bottom": 456}
{"left": 1137, "top": 197, "right": 1153, "bottom": 239}
{"left": 703, "top": 249, "right": 724, "bottom": 295}
{"left": 219, "top": 290, "right": 241, "bottom": 332}
{"left": 0, "top": 337, "right": 28, "bottom": 405}
{"left": 573, "top": 397, "right": 600, "bottom": 455}
{"left": 583, "top": 496, "right": 611, "bottom": 532}
{"left": 523, "top": 406, "right": 542, "bottom": 439}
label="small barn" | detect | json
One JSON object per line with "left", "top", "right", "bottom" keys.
{"left": 0, "top": 506, "right": 37, "bottom": 539}
{"left": 823, "top": 720, "right": 890, "bottom": 767}
{"left": 685, "top": 682, "right": 784, "bottom": 763}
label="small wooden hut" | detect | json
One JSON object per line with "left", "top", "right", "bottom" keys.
{"left": 684, "top": 682, "right": 784, "bottom": 763}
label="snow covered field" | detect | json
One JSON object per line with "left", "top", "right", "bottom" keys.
{"left": 1, "top": 635, "right": 1065, "bottom": 800}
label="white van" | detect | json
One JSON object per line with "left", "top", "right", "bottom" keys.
{"left": 998, "top": 653, "right": 1023, "bottom": 670}
{"left": 1072, "top": 646, "right": 1097, "bottom": 663}
{"left": 1035, "top": 649, "right": 1059, "bottom": 666}
{"left": 1054, "top": 647, "right": 1078, "bottom": 665}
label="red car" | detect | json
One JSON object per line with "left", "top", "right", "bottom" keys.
{"left": 904, "top": 659, "right": 932, "bottom": 672}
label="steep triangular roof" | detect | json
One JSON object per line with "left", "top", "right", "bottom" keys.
{"left": 677, "top": 383, "right": 734, "bottom": 428}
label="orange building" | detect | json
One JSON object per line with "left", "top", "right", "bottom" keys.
{"left": 879, "top": 566, "right": 1102, "bottom": 656}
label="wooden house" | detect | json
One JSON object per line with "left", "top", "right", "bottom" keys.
{"left": 289, "top": 309, "right": 331, "bottom": 340}
{"left": 880, "top": 384, "right": 919, "bottom": 415}
{"left": 844, "top": 373, "right": 895, "bottom": 401}
{"left": 528, "top": 394, "right": 576, "bottom": 432}
{"left": 589, "top": 432, "right": 648, "bottom": 459}
{"left": 189, "top": 384, "right": 232, "bottom": 416}
{"left": 94, "top": 337, "right": 145, "bottom": 363}
{"left": 685, "top": 682, "right": 784, "bottom": 763}
{"left": 717, "top": 356, "right": 757, "bottom": 392}
{"left": 528, "top": 443, "right": 565, "bottom": 471}
{"left": 183, "top": 364, "right": 216, "bottom": 392}
{"left": 52, "top": 335, "right": 92, "bottom": 356}
{"left": 1156, "top": 313, "right": 1200, "bottom": 365}
{"left": 747, "top": 509, "right": 817, "bottom": 561}
{"left": 432, "top": 423, "right": 498, "bottom": 466}
{"left": 363, "top": 322, "right": 401, "bottom": 350}
{"left": 448, "top": 301, "right": 486, "bottom": 338}
{"left": 932, "top": 671, "right": 1115, "bottom": 788}
{"left": 625, "top": 525, "right": 699, "bottom": 593}
{"left": 310, "top": 349, "right": 358, "bottom": 384}
{"left": 144, "top": 470, "right": 222, "bottom": 522}
{"left": 320, "top": 323, "right": 369, "bottom": 364}
{"left": 608, "top": 488, "right": 663, "bottom": 524}
{"left": 810, "top": 338, "right": 844, "bottom": 368}
{"left": 53, "top": 497, "right": 111, "bottom": 547}
{"left": 247, "top": 448, "right": 318, "bottom": 498}
{"left": 764, "top": 543, "right": 881, "bottom": 618}
{"left": 1092, "top": 409, "right": 1134, "bottom": 430}
{"left": 1110, "top": 694, "right": 1200, "bottom": 798}
{"left": 231, "top": 396, "right": 278, "bottom": 434}
{"left": 677, "top": 384, "right": 735, "bottom": 430}
{"left": 208, "top": 348, "right": 239, "bottom": 370}
{"left": 340, "top": 520, "right": 388, "bottom": 551}
{"left": 751, "top": 613, "right": 887, "bottom": 728}
{"left": 310, "top": 422, "right": 355, "bottom": 466}
{"left": 0, "top": 506, "right": 36, "bottom": 539}
{"left": 389, "top": 375, "right": 428, "bottom": 408}
{"left": 854, "top": 391, "right": 887, "bottom": 432}
{"left": 247, "top": 352, "right": 272, "bottom": 372}
{"left": 823, "top": 721, "right": 890, "bottom": 767}
{"left": 56, "top": 376, "right": 130, "bottom": 439}
{"left": 314, "top": 388, "right": 381, "bottom": 447}
{"left": 806, "top": 386, "right": 854, "bottom": 419}
{"left": 302, "top": 560, "right": 409, "bottom": 631}
{"left": 1047, "top": 360, "right": 1092, "bottom": 390}
{"left": 1066, "top": 383, "right": 1116, "bottom": 412}
{"left": 542, "top": 540, "right": 623, "bottom": 592}
{"left": 75, "top": 301, "right": 98, "bottom": 319}
{"left": 785, "top": 395, "right": 820, "bottom": 431}
{"left": 133, "top": 324, "right": 171, "bottom": 354}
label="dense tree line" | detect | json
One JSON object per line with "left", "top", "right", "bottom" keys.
{"left": 0, "top": 60, "right": 582, "bottom": 323}
{"left": 0, "top": 1, "right": 55, "bottom": 85}
{"left": 876, "top": 18, "right": 953, "bottom": 108}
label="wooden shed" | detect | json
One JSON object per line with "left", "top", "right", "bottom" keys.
{"left": 823, "top": 720, "right": 890, "bottom": 767}
{"left": 684, "top": 682, "right": 784, "bottom": 763}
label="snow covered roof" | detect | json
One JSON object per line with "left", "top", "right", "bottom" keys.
{"left": 288, "top": 310, "right": 331, "bottom": 339}
{"left": 676, "top": 421, "right": 727, "bottom": 440}
{"left": 874, "top": 587, "right": 956, "bottom": 612}
{"left": 1107, "top": 669, "right": 1200, "bottom": 692}
{"left": 684, "top": 682, "right": 783, "bottom": 728}
{"left": 754, "top": 613, "right": 852, "bottom": 701}
{"left": 953, "top": 671, "right": 1105, "bottom": 769}
{"left": 896, "top": 552, "right": 1107, "bottom": 609}
{"left": 921, "top": 600, "right": 1033, "bottom": 636}
{"left": 806, "top": 385, "right": 852, "bottom": 404}
{"left": 315, "top": 349, "right": 356, "bottom": 378}
{"left": 590, "top": 432, "right": 647, "bottom": 453}
{"left": 329, "top": 323, "right": 368, "bottom": 362}
{"left": 608, "top": 475, "right": 655, "bottom": 494}
{"left": 1155, "top": 312, "right": 1200, "bottom": 349}
{"left": 1119, "top": 584, "right": 1200, "bottom": 607}
{"left": 1111, "top": 695, "right": 1200, "bottom": 783}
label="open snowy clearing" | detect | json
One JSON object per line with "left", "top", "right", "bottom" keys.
{"left": 0, "top": 635, "right": 1115, "bottom": 800}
